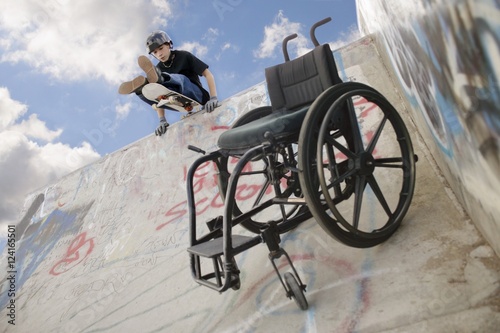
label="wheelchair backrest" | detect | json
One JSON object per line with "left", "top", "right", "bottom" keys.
{"left": 264, "top": 18, "right": 342, "bottom": 112}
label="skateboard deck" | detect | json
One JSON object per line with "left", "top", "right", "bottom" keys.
{"left": 142, "top": 83, "right": 202, "bottom": 114}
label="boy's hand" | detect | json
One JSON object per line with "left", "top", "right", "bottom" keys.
{"left": 155, "top": 117, "right": 169, "bottom": 136}
{"left": 204, "top": 96, "right": 219, "bottom": 113}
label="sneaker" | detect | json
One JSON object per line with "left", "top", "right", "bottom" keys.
{"left": 118, "top": 75, "right": 147, "bottom": 94}
{"left": 138, "top": 55, "right": 160, "bottom": 83}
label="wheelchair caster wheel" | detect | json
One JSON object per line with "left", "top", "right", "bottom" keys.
{"left": 284, "top": 272, "right": 308, "bottom": 310}
{"left": 231, "top": 275, "right": 241, "bottom": 290}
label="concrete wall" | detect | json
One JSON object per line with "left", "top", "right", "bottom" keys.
{"left": 0, "top": 82, "right": 270, "bottom": 332}
{"left": 356, "top": 0, "right": 500, "bottom": 256}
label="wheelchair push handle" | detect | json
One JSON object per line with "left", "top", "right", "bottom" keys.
{"left": 310, "top": 17, "right": 332, "bottom": 47}
{"left": 282, "top": 33, "right": 298, "bottom": 62}
{"left": 281, "top": 17, "right": 332, "bottom": 61}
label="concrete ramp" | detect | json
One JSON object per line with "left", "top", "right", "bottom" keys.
{"left": 1, "top": 36, "right": 499, "bottom": 333}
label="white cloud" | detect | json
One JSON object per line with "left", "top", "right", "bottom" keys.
{"left": 177, "top": 41, "right": 209, "bottom": 58}
{"left": 151, "top": 0, "right": 173, "bottom": 26}
{"left": 215, "top": 42, "right": 240, "bottom": 61}
{"left": 0, "top": 88, "right": 28, "bottom": 129}
{"left": 203, "top": 28, "right": 220, "bottom": 44}
{"left": 0, "top": 87, "right": 100, "bottom": 227}
{"left": 115, "top": 102, "right": 133, "bottom": 121}
{"left": 253, "top": 10, "right": 306, "bottom": 59}
{"left": 9, "top": 114, "right": 63, "bottom": 142}
{"left": 0, "top": 0, "right": 174, "bottom": 85}
{"left": 328, "top": 24, "right": 361, "bottom": 51}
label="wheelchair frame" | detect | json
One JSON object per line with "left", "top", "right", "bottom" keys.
{"left": 185, "top": 18, "right": 417, "bottom": 310}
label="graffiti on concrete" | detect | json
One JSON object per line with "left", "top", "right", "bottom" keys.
{"left": 357, "top": 0, "right": 500, "bottom": 257}
{"left": 370, "top": 0, "right": 500, "bottom": 165}
{"left": 0, "top": 202, "right": 94, "bottom": 308}
{"left": 49, "top": 232, "right": 95, "bottom": 276}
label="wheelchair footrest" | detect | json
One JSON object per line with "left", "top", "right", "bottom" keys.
{"left": 187, "top": 235, "right": 260, "bottom": 258}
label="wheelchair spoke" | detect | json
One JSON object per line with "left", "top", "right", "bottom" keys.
{"left": 366, "top": 174, "right": 392, "bottom": 217}
{"left": 325, "top": 144, "right": 343, "bottom": 198}
{"left": 373, "top": 157, "right": 405, "bottom": 169}
{"left": 322, "top": 165, "right": 357, "bottom": 190}
{"left": 352, "top": 175, "right": 367, "bottom": 229}
{"left": 280, "top": 204, "right": 288, "bottom": 220}
{"left": 274, "top": 202, "right": 288, "bottom": 222}
{"left": 367, "top": 115, "right": 388, "bottom": 154}
{"left": 241, "top": 170, "right": 267, "bottom": 176}
{"left": 253, "top": 178, "right": 271, "bottom": 207}
{"left": 347, "top": 100, "right": 365, "bottom": 153}
{"left": 325, "top": 135, "right": 356, "bottom": 159}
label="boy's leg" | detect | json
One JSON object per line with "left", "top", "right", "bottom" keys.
{"left": 136, "top": 92, "right": 156, "bottom": 106}
{"left": 138, "top": 55, "right": 160, "bottom": 83}
{"left": 118, "top": 76, "right": 147, "bottom": 95}
{"left": 118, "top": 76, "right": 157, "bottom": 107}
{"left": 162, "top": 74, "right": 203, "bottom": 104}
{"left": 119, "top": 56, "right": 158, "bottom": 95}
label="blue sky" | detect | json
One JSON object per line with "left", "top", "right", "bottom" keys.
{"left": 0, "top": 0, "right": 360, "bottom": 226}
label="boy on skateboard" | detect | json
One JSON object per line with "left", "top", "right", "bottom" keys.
{"left": 119, "top": 30, "right": 219, "bottom": 136}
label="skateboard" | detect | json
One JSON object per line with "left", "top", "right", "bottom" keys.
{"left": 142, "top": 83, "right": 201, "bottom": 114}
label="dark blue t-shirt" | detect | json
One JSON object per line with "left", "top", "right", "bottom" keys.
{"left": 156, "top": 50, "right": 210, "bottom": 104}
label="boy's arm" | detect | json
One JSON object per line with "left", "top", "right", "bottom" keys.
{"left": 202, "top": 68, "right": 217, "bottom": 97}
{"left": 152, "top": 104, "right": 165, "bottom": 119}
{"left": 152, "top": 104, "right": 169, "bottom": 136}
{"left": 202, "top": 68, "right": 219, "bottom": 112}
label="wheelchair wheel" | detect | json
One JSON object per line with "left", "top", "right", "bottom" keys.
{"left": 284, "top": 272, "right": 308, "bottom": 310}
{"left": 218, "top": 107, "right": 309, "bottom": 234}
{"left": 298, "top": 82, "right": 416, "bottom": 248}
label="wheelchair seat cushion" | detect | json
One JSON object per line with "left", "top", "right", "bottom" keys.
{"left": 217, "top": 106, "right": 309, "bottom": 150}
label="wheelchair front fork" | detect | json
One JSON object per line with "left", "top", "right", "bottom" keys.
{"left": 262, "top": 223, "right": 309, "bottom": 310}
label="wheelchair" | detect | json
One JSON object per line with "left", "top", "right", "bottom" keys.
{"left": 185, "top": 18, "right": 417, "bottom": 310}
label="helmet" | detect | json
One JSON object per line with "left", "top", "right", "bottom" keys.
{"left": 146, "top": 31, "right": 173, "bottom": 53}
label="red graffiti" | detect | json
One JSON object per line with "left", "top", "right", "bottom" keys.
{"left": 156, "top": 155, "right": 272, "bottom": 231}
{"left": 354, "top": 96, "right": 378, "bottom": 118}
{"left": 50, "top": 232, "right": 95, "bottom": 276}
{"left": 211, "top": 125, "right": 230, "bottom": 131}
